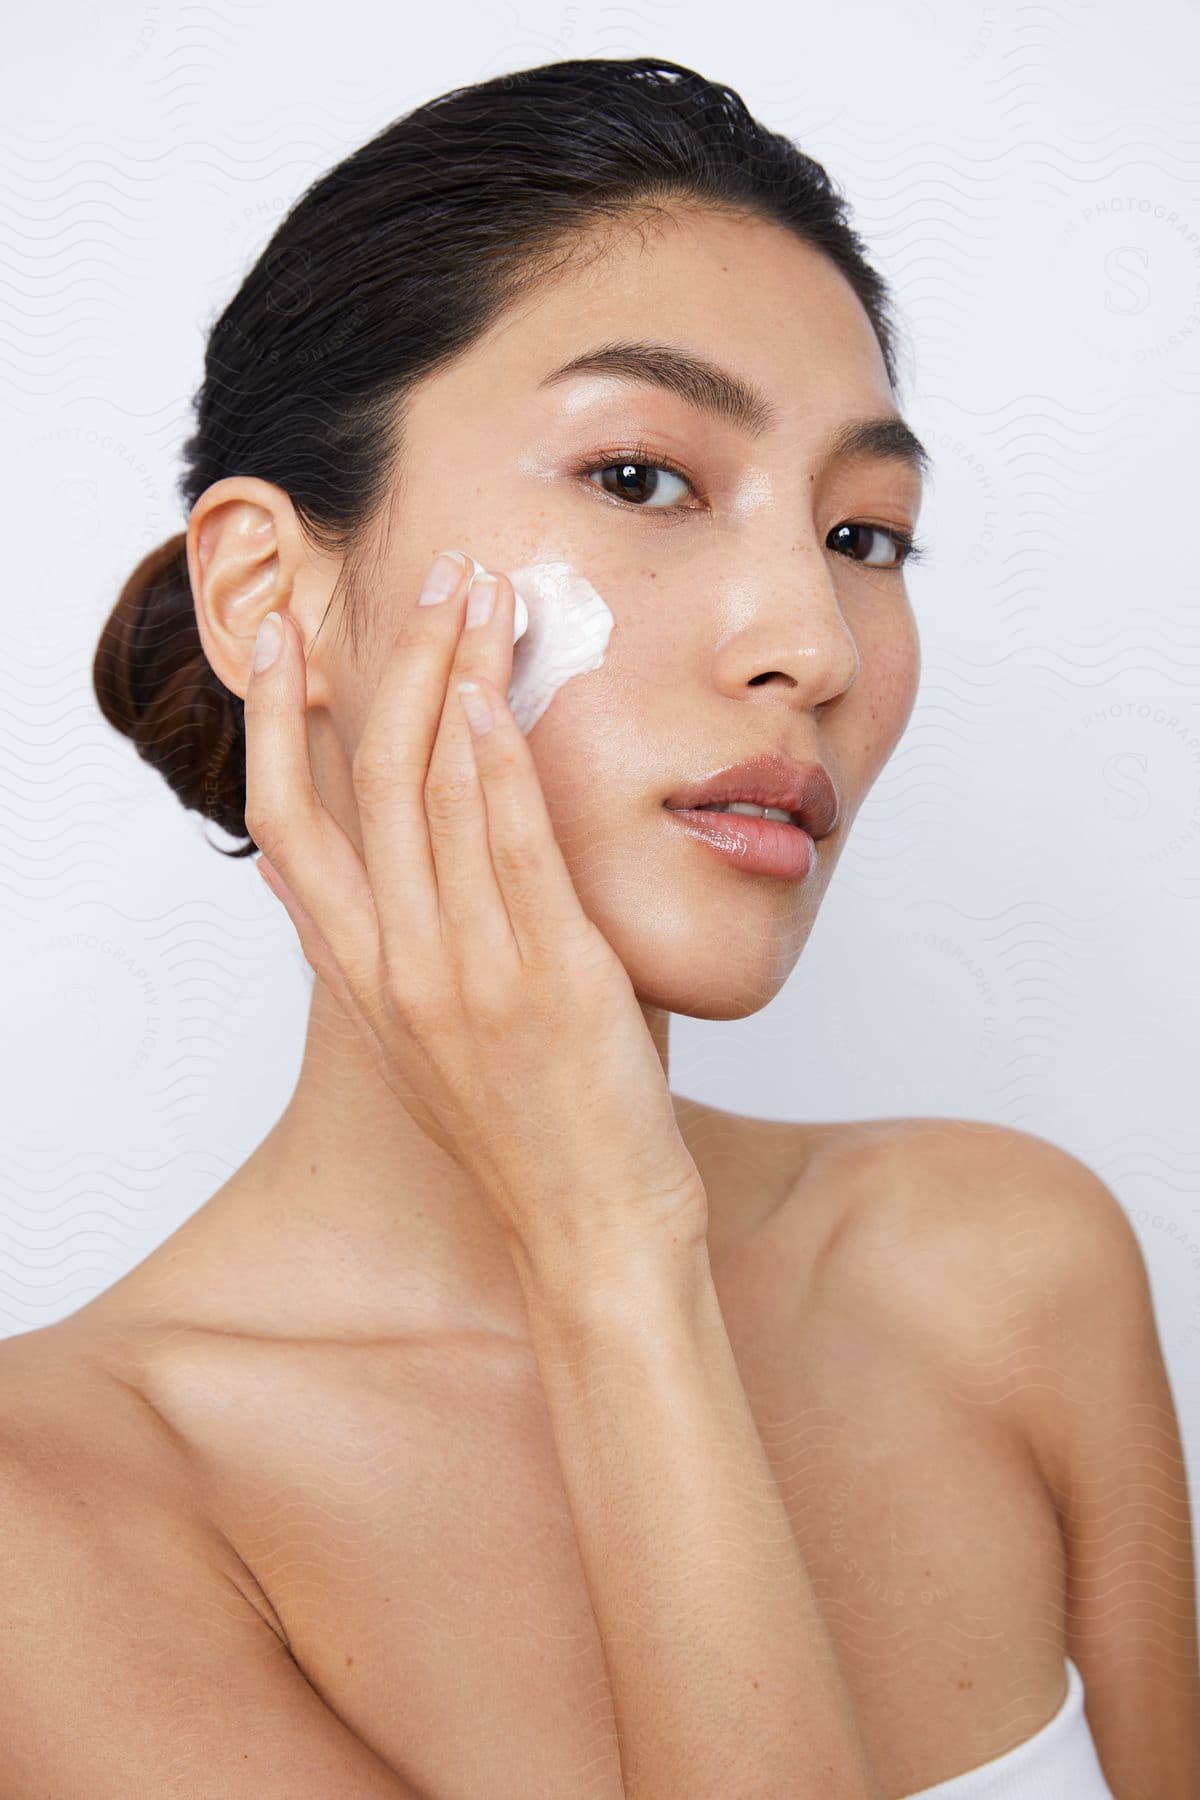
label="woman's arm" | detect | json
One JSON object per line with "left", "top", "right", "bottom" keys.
{"left": 1010, "top": 1137, "right": 1200, "bottom": 1800}
{"left": 0, "top": 1434, "right": 422, "bottom": 1798}
{"left": 511, "top": 1229, "right": 880, "bottom": 1800}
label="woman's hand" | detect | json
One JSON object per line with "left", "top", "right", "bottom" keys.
{"left": 244, "top": 550, "right": 708, "bottom": 1290}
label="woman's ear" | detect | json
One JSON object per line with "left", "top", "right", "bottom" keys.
{"left": 185, "top": 476, "right": 336, "bottom": 708}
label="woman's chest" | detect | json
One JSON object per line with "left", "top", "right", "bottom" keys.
{"left": 165, "top": 1281, "right": 1069, "bottom": 1800}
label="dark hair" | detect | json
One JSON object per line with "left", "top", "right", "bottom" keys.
{"left": 92, "top": 55, "right": 905, "bottom": 858}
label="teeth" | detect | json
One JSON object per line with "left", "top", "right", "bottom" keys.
{"left": 694, "top": 802, "right": 797, "bottom": 825}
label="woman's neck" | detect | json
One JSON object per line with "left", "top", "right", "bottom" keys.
{"left": 97, "top": 976, "right": 679, "bottom": 1351}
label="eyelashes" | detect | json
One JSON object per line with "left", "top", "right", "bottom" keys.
{"left": 581, "top": 452, "right": 693, "bottom": 512}
{"left": 576, "top": 444, "right": 928, "bottom": 573}
{"left": 827, "top": 520, "right": 928, "bottom": 571}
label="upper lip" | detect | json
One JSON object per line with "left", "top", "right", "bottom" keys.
{"left": 663, "top": 751, "right": 840, "bottom": 841}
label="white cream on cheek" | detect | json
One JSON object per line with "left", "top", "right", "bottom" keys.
{"left": 465, "top": 555, "right": 614, "bottom": 736}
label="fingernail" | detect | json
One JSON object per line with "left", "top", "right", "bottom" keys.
{"left": 253, "top": 612, "right": 283, "bottom": 672}
{"left": 465, "top": 572, "right": 497, "bottom": 629}
{"left": 419, "top": 549, "right": 468, "bottom": 606}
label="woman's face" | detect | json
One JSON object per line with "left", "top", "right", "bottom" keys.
{"left": 317, "top": 208, "right": 925, "bottom": 1020}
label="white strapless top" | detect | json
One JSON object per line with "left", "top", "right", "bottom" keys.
{"left": 902, "top": 1658, "right": 1114, "bottom": 1798}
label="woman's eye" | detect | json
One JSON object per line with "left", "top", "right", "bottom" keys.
{"left": 828, "top": 521, "right": 922, "bottom": 572}
{"left": 585, "top": 460, "right": 693, "bottom": 509}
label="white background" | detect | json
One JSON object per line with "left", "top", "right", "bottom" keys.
{"left": 3, "top": 2, "right": 1198, "bottom": 1569}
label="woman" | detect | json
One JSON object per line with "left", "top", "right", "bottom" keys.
{"left": 4, "top": 55, "right": 1195, "bottom": 1798}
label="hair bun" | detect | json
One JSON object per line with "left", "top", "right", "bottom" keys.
{"left": 93, "top": 532, "right": 253, "bottom": 856}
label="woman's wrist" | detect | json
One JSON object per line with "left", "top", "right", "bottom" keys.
{"left": 507, "top": 1198, "right": 714, "bottom": 1340}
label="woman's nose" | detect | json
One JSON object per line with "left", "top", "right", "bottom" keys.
{"left": 708, "top": 555, "right": 860, "bottom": 708}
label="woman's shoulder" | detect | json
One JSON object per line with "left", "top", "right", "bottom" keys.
{"left": 808, "top": 1112, "right": 1122, "bottom": 1263}
{"left": 0, "top": 1312, "right": 293, "bottom": 1642}
{"left": 739, "top": 1105, "right": 1113, "bottom": 1244}
{"left": 695, "top": 1100, "right": 1016, "bottom": 1194}
{"left": 0, "top": 1315, "right": 195, "bottom": 1522}
{"left": 769, "top": 1111, "right": 1126, "bottom": 1369}
{"left": 0, "top": 1314, "right": 150, "bottom": 1445}
{"left": 0, "top": 1320, "right": 412, "bottom": 1795}
{"left": 0, "top": 1319, "right": 199, "bottom": 1599}
{"left": 701, "top": 1102, "right": 998, "bottom": 1241}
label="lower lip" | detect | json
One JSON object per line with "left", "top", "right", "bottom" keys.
{"left": 664, "top": 807, "right": 816, "bottom": 881}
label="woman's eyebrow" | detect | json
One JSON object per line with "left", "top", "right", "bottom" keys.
{"left": 537, "top": 339, "right": 930, "bottom": 482}
{"left": 824, "top": 414, "right": 930, "bottom": 484}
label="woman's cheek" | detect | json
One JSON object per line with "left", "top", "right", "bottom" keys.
{"left": 844, "top": 606, "right": 921, "bottom": 783}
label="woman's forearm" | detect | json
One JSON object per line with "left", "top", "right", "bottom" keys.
{"left": 512, "top": 1230, "right": 881, "bottom": 1800}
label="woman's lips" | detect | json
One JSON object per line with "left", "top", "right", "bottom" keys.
{"left": 664, "top": 805, "right": 816, "bottom": 882}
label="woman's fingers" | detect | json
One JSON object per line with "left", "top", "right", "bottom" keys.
{"left": 242, "top": 609, "right": 380, "bottom": 993}
{"left": 351, "top": 550, "right": 475, "bottom": 959}
{"left": 422, "top": 564, "right": 596, "bottom": 969}
{"left": 457, "top": 663, "right": 598, "bottom": 967}
{"left": 422, "top": 570, "right": 516, "bottom": 955}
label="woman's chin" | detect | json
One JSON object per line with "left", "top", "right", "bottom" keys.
{"left": 568, "top": 848, "right": 825, "bottom": 1018}
{"left": 622, "top": 933, "right": 812, "bottom": 1021}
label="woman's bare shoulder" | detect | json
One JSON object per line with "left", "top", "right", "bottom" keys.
{"left": 783, "top": 1112, "right": 1118, "bottom": 1363}
{"left": 0, "top": 1316, "right": 196, "bottom": 1515}
{"left": 0, "top": 1315, "right": 143, "bottom": 1436}
{"left": 0, "top": 1316, "right": 234, "bottom": 1550}
{"left": 0, "top": 1323, "right": 426, "bottom": 1797}
{"left": 692, "top": 1100, "right": 972, "bottom": 1176}
{"left": 695, "top": 1102, "right": 978, "bottom": 1223}
{"left": 0, "top": 1313, "right": 295, "bottom": 1643}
